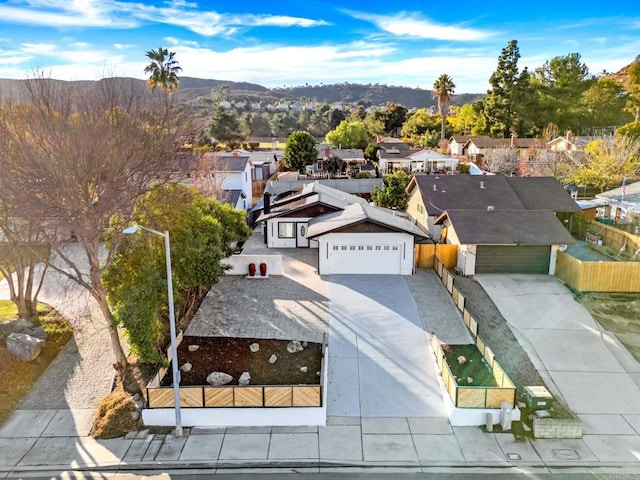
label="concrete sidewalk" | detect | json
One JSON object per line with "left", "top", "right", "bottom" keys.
{"left": 3, "top": 411, "right": 640, "bottom": 476}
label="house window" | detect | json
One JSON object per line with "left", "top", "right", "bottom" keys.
{"left": 332, "top": 246, "right": 339, "bottom": 250}
{"left": 358, "top": 246, "right": 364, "bottom": 250}
{"left": 375, "top": 246, "right": 381, "bottom": 250}
{"left": 278, "top": 222, "right": 295, "bottom": 238}
{"left": 341, "top": 246, "right": 347, "bottom": 250}
{"left": 367, "top": 246, "right": 373, "bottom": 250}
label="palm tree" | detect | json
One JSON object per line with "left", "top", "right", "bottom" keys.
{"left": 144, "top": 47, "right": 182, "bottom": 93}
{"left": 432, "top": 74, "right": 456, "bottom": 141}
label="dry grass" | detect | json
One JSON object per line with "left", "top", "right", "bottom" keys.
{"left": 0, "top": 303, "right": 72, "bottom": 426}
{"left": 91, "top": 389, "right": 141, "bottom": 439}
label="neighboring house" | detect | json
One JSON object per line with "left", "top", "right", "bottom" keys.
{"left": 461, "top": 136, "right": 537, "bottom": 158}
{"left": 315, "top": 145, "right": 366, "bottom": 176}
{"left": 194, "top": 152, "right": 253, "bottom": 211}
{"left": 307, "top": 203, "right": 431, "bottom": 275}
{"left": 257, "top": 182, "right": 369, "bottom": 249}
{"left": 406, "top": 175, "right": 580, "bottom": 275}
{"left": 256, "top": 181, "right": 431, "bottom": 274}
{"left": 405, "top": 149, "right": 458, "bottom": 174}
{"left": 376, "top": 138, "right": 414, "bottom": 174}
{"left": 596, "top": 180, "right": 640, "bottom": 227}
{"left": 547, "top": 131, "right": 600, "bottom": 151}
{"left": 448, "top": 135, "right": 478, "bottom": 156}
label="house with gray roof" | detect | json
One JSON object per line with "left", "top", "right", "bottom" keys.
{"left": 256, "top": 181, "right": 431, "bottom": 274}
{"left": 407, "top": 175, "right": 580, "bottom": 275}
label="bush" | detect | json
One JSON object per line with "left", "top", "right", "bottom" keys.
{"left": 91, "top": 390, "right": 141, "bottom": 439}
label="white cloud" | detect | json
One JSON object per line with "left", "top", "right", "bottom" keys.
{"left": 350, "top": 11, "right": 492, "bottom": 41}
{"left": 0, "top": 0, "right": 329, "bottom": 36}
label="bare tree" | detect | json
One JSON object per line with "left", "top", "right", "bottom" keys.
{"left": 483, "top": 147, "right": 519, "bottom": 175}
{"left": 0, "top": 74, "right": 185, "bottom": 386}
{"left": 0, "top": 205, "right": 49, "bottom": 319}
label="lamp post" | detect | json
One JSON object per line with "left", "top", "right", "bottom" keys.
{"left": 123, "top": 224, "right": 183, "bottom": 436}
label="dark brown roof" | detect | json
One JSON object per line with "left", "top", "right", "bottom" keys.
{"left": 506, "top": 177, "right": 581, "bottom": 212}
{"left": 411, "top": 175, "right": 580, "bottom": 215}
{"left": 437, "top": 210, "right": 576, "bottom": 245}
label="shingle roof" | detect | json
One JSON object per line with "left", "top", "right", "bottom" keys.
{"left": 411, "top": 175, "right": 580, "bottom": 214}
{"left": 307, "top": 203, "right": 431, "bottom": 241}
{"left": 257, "top": 181, "right": 367, "bottom": 221}
{"left": 199, "top": 153, "right": 249, "bottom": 172}
{"left": 436, "top": 210, "right": 576, "bottom": 245}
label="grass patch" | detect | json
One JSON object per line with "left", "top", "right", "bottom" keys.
{"left": 0, "top": 303, "right": 72, "bottom": 426}
{"left": 0, "top": 300, "right": 50, "bottom": 322}
{"left": 576, "top": 292, "right": 640, "bottom": 362}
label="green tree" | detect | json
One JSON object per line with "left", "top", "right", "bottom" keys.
{"left": 364, "top": 142, "right": 380, "bottom": 161}
{"left": 432, "top": 74, "right": 456, "bottom": 140}
{"left": 283, "top": 131, "right": 318, "bottom": 172}
{"left": 625, "top": 60, "right": 640, "bottom": 121}
{"left": 567, "top": 137, "right": 640, "bottom": 191}
{"left": 373, "top": 103, "right": 408, "bottom": 135}
{"left": 144, "top": 47, "right": 182, "bottom": 93}
{"left": 325, "top": 155, "right": 346, "bottom": 178}
{"left": 241, "top": 112, "right": 272, "bottom": 138}
{"left": 104, "top": 183, "right": 251, "bottom": 363}
{"left": 532, "top": 53, "right": 595, "bottom": 133}
{"left": 325, "top": 120, "right": 369, "bottom": 148}
{"left": 449, "top": 103, "right": 483, "bottom": 135}
{"left": 371, "top": 171, "right": 411, "bottom": 210}
{"left": 208, "top": 106, "right": 245, "bottom": 146}
{"left": 481, "top": 40, "right": 533, "bottom": 137}
{"left": 400, "top": 108, "right": 441, "bottom": 146}
{"left": 580, "top": 77, "right": 630, "bottom": 130}
{"left": 616, "top": 120, "right": 640, "bottom": 140}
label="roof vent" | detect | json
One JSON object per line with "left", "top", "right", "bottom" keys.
{"left": 487, "top": 205, "right": 494, "bottom": 211}
{"left": 480, "top": 181, "right": 485, "bottom": 189}
{"left": 433, "top": 184, "right": 437, "bottom": 191}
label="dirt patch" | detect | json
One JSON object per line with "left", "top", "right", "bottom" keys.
{"left": 441, "top": 344, "right": 497, "bottom": 387}
{"left": 577, "top": 292, "right": 640, "bottom": 362}
{"left": 159, "top": 337, "right": 323, "bottom": 386}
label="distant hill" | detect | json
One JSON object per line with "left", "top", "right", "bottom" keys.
{"left": 0, "top": 76, "right": 483, "bottom": 109}
{"left": 275, "top": 83, "right": 483, "bottom": 109}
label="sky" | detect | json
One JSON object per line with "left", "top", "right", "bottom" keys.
{"left": 0, "top": 0, "right": 639, "bottom": 94}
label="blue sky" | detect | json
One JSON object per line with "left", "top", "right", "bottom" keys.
{"left": 0, "top": 0, "right": 639, "bottom": 93}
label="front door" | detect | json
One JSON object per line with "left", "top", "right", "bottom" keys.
{"left": 296, "top": 223, "right": 309, "bottom": 248}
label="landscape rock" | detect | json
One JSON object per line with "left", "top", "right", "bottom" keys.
{"left": 466, "top": 377, "right": 473, "bottom": 384}
{"left": 131, "top": 393, "right": 141, "bottom": 402}
{"left": 239, "top": 372, "right": 251, "bottom": 385}
{"left": 181, "top": 362, "right": 193, "bottom": 373}
{"left": 268, "top": 354, "right": 278, "bottom": 364}
{"left": 287, "top": 340, "right": 304, "bottom": 353}
{"left": 130, "top": 411, "right": 140, "bottom": 421}
{"left": 188, "top": 345, "right": 200, "bottom": 352}
{"left": 300, "top": 366, "right": 308, "bottom": 373}
{"left": 249, "top": 343, "right": 260, "bottom": 353}
{"left": 302, "top": 341, "right": 308, "bottom": 347}
{"left": 23, "top": 326, "right": 47, "bottom": 340}
{"left": 457, "top": 355, "right": 467, "bottom": 364}
{"left": 0, "top": 318, "right": 33, "bottom": 340}
{"left": 6, "top": 333, "right": 46, "bottom": 361}
{"left": 206, "top": 371, "right": 233, "bottom": 386}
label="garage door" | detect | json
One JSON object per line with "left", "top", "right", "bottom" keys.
{"left": 327, "top": 243, "right": 402, "bottom": 274}
{"left": 475, "top": 245, "right": 551, "bottom": 274}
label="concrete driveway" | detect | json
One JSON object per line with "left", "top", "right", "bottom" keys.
{"left": 477, "top": 274, "right": 640, "bottom": 422}
{"left": 326, "top": 275, "right": 447, "bottom": 418}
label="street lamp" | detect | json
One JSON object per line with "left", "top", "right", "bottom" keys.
{"left": 123, "top": 224, "right": 183, "bottom": 436}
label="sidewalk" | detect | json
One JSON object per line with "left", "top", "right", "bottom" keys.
{"left": 3, "top": 411, "right": 640, "bottom": 476}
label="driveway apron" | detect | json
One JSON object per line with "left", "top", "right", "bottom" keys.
{"left": 326, "top": 274, "right": 447, "bottom": 417}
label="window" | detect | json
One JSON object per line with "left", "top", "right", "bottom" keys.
{"left": 332, "top": 245, "right": 339, "bottom": 251}
{"left": 358, "top": 246, "right": 364, "bottom": 250}
{"left": 278, "top": 222, "right": 295, "bottom": 238}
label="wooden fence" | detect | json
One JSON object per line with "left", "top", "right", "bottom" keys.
{"left": 147, "top": 384, "right": 322, "bottom": 408}
{"left": 430, "top": 334, "right": 516, "bottom": 409}
{"left": 573, "top": 218, "right": 640, "bottom": 254}
{"left": 415, "top": 244, "right": 458, "bottom": 269}
{"left": 555, "top": 250, "right": 640, "bottom": 292}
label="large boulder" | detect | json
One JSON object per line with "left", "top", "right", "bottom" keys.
{"left": 6, "top": 333, "right": 46, "bottom": 361}
{"left": 0, "top": 319, "right": 33, "bottom": 340}
{"left": 206, "top": 371, "right": 233, "bottom": 386}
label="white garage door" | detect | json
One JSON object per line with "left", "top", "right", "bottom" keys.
{"left": 327, "top": 243, "right": 402, "bottom": 274}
